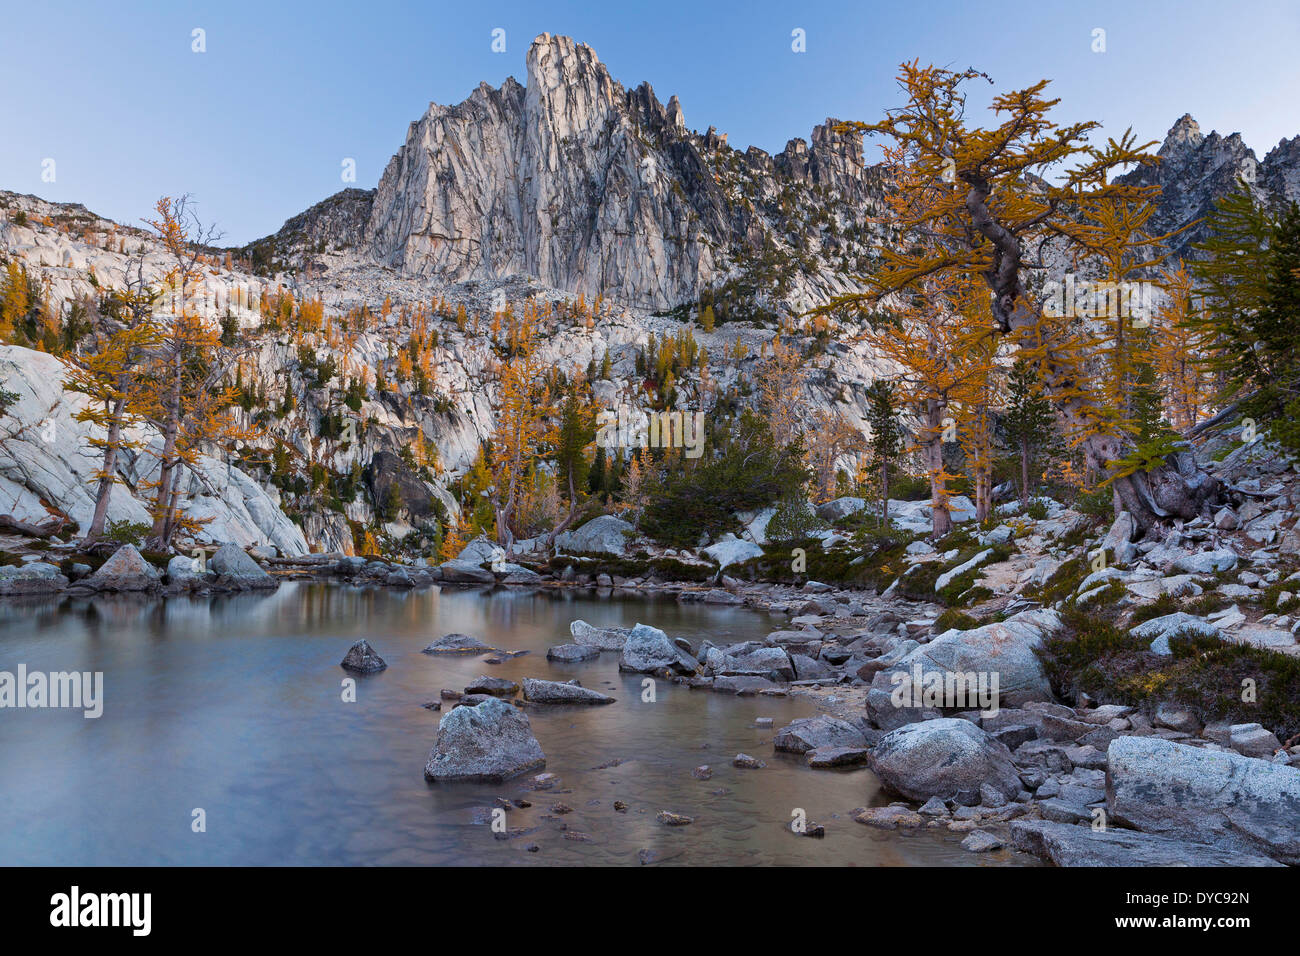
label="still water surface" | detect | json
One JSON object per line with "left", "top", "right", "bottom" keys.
{"left": 0, "top": 583, "right": 1035, "bottom": 865}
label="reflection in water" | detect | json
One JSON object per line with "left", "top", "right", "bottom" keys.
{"left": 0, "top": 583, "right": 1035, "bottom": 866}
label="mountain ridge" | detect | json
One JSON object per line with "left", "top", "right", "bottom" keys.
{"left": 244, "top": 35, "right": 1300, "bottom": 314}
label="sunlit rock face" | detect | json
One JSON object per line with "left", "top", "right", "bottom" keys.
{"left": 362, "top": 33, "right": 879, "bottom": 312}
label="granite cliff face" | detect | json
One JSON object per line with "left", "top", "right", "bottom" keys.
{"left": 255, "top": 39, "right": 1300, "bottom": 311}
{"left": 268, "top": 34, "right": 882, "bottom": 312}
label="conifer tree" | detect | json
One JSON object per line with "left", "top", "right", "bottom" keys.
{"left": 61, "top": 261, "right": 163, "bottom": 546}
{"left": 1003, "top": 358, "right": 1054, "bottom": 506}
{"left": 488, "top": 313, "right": 555, "bottom": 551}
{"left": 864, "top": 380, "right": 903, "bottom": 527}
{"left": 1191, "top": 191, "right": 1300, "bottom": 451}
{"left": 137, "top": 196, "right": 252, "bottom": 550}
{"left": 1150, "top": 265, "right": 1212, "bottom": 433}
{"left": 545, "top": 383, "right": 596, "bottom": 548}
{"left": 826, "top": 63, "right": 1220, "bottom": 530}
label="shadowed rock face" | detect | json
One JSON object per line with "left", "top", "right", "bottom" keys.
{"left": 365, "top": 450, "right": 439, "bottom": 524}
{"left": 1118, "top": 113, "right": 1300, "bottom": 261}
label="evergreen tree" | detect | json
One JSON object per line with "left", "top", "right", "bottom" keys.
{"left": 588, "top": 446, "right": 607, "bottom": 501}
{"left": 864, "top": 380, "right": 903, "bottom": 527}
{"left": 1192, "top": 192, "right": 1300, "bottom": 452}
{"left": 1003, "top": 359, "right": 1054, "bottom": 506}
{"left": 547, "top": 385, "right": 595, "bottom": 547}
{"left": 827, "top": 63, "right": 1218, "bottom": 530}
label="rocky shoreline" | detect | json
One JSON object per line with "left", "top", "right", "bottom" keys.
{"left": 7, "top": 434, "right": 1300, "bottom": 866}
{"left": 389, "top": 589, "right": 1299, "bottom": 866}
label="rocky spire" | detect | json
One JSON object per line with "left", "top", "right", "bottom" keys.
{"left": 1160, "top": 112, "right": 1204, "bottom": 157}
{"left": 357, "top": 34, "right": 877, "bottom": 311}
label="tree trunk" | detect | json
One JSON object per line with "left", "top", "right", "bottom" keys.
{"left": 0, "top": 514, "right": 70, "bottom": 537}
{"left": 975, "top": 469, "right": 991, "bottom": 523}
{"left": 148, "top": 356, "right": 183, "bottom": 550}
{"left": 161, "top": 466, "right": 184, "bottom": 548}
{"left": 880, "top": 463, "right": 890, "bottom": 528}
{"left": 544, "top": 469, "right": 581, "bottom": 554}
{"left": 1019, "top": 437, "right": 1030, "bottom": 507}
{"left": 925, "top": 401, "right": 952, "bottom": 538}
{"left": 83, "top": 395, "right": 126, "bottom": 547}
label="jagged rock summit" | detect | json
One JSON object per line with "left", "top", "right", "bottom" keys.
{"left": 259, "top": 33, "right": 882, "bottom": 312}
{"left": 1118, "top": 112, "right": 1300, "bottom": 259}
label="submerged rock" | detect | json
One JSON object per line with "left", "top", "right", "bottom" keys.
{"left": 424, "top": 697, "right": 546, "bottom": 783}
{"left": 961, "top": 830, "right": 1005, "bottom": 853}
{"left": 423, "top": 633, "right": 494, "bottom": 654}
{"left": 852, "top": 805, "right": 926, "bottom": 829}
{"left": 657, "top": 810, "right": 694, "bottom": 826}
{"left": 340, "top": 639, "right": 387, "bottom": 674}
{"left": 464, "top": 676, "right": 519, "bottom": 697}
{"left": 546, "top": 643, "right": 600, "bottom": 662}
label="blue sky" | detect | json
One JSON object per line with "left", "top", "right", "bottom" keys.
{"left": 2, "top": 0, "right": 1297, "bottom": 245}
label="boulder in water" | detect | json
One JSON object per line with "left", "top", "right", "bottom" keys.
{"left": 522, "top": 678, "right": 615, "bottom": 705}
{"left": 570, "top": 619, "right": 631, "bottom": 650}
{"left": 438, "top": 558, "right": 495, "bottom": 585}
{"left": 618, "top": 623, "right": 698, "bottom": 674}
{"left": 464, "top": 676, "right": 519, "bottom": 697}
{"left": 868, "top": 718, "right": 1022, "bottom": 803}
{"left": 423, "top": 633, "right": 494, "bottom": 654}
{"left": 424, "top": 697, "right": 546, "bottom": 783}
{"left": 774, "top": 715, "right": 868, "bottom": 754}
{"left": 340, "top": 639, "right": 387, "bottom": 674}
